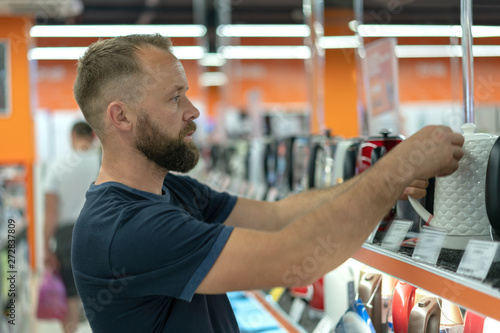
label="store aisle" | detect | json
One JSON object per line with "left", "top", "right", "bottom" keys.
{"left": 35, "top": 320, "right": 92, "bottom": 333}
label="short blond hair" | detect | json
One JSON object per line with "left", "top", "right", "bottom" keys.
{"left": 73, "top": 34, "right": 173, "bottom": 138}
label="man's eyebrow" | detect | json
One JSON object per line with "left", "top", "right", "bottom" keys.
{"left": 166, "top": 85, "right": 186, "bottom": 94}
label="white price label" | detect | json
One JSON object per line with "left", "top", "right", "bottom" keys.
{"left": 381, "top": 220, "right": 413, "bottom": 251}
{"left": 412, "top": 227, "right": 448, "bottom": 265}
{"left": 457, "top": 240, "right": 500, "bottom": 281}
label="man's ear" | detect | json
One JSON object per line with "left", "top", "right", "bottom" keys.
{"left": 107, "top": 101, "right": 133, "bottom": 132}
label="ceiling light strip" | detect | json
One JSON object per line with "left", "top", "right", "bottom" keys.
{"left": 318, "top": 36, "right": 361, "bottom": 49}
{"left": 219, "top": 46, "right": 311, "bottom": 59}
{"left": 30, "top": 25, "right": 207, "bottom": 38}
{"left": 395, "top": 45, "right": 500, "bottom": 58}
{"left": 355, "top": 24, "right": 500, "bottom": 38}
{"left": 216, "top": 24, "right": 310, "bottom": 37}
{"left": 28, "top": 46, "right": 207, "bottom": 60}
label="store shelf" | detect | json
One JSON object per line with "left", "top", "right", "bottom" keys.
{"left": 352, "top": 243, "right": 500, "bottom": 321}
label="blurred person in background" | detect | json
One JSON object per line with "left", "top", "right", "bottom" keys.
{"left": 43, "top": 121, "right": 100, "bottom": 333}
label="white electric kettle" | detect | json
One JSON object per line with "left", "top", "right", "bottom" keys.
{"left": 409, "top": 123, "right": 499, "bottom": 250}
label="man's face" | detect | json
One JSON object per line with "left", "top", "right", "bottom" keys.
{"left": 132, "top": 46, "right": 200, "bottom": 172}
{"left": 135, "top": 111, "right": 199, "bottom": 173}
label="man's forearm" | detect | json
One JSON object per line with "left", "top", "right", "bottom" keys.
{"left": 277, "top": 152, "right": 413, "bottom": 285}
{"left": 224, "top": 174, "right": 366, "bottom": 232}
{"left": 274, "top": 174, "right": 365, "bottom": 229}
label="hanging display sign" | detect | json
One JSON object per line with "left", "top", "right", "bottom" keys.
{"left": 362, "top": 38, "right": 400, "bottom": 136}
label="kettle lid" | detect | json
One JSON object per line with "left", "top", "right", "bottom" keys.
{"left": 462, "top": 123, "right": 493, "bottom": 140}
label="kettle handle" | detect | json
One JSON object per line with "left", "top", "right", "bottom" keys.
{"left": 486, "top": 137, "right": 500, "bottom": 236}
{"left": 408, "top": 196, "right": 433, "bottom": 225}
{"left": 308, "top": 143, "right": 323, "bottom": 189}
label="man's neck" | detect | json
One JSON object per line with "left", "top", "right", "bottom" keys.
{"left": 95, "top": 149, "right": 168, "bottom": 195}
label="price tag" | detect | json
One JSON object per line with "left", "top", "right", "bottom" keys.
{"left": 457, "top": 240, "right": 500, "bottom": 281}
{"left": 381, "top": 220, "right": 413, "bottom": 251}
{"left": 412, "top": 227, "right": 448, "bottom": 265}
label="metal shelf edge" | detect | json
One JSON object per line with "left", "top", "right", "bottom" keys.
{"left": 352, "top": 243, "right": 500, "bottom": 321}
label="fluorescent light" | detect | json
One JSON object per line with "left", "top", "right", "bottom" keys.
{"left": 219, "top": 46, "right": 311, "bottom": 59}
{"left": 199, "top": 72, "right": 228, "bottom": 86}
{"left": 29, "top": 46, "right": 206, "bottom": 60}
{"left": 355, "top": 24, "right": 500, "bottom": 38}
{"left": 395, "top": 45, "right": 460, "bottom": 58}
{"left": 171, "top": 46, "right": 206, "bottom": 60}
{"left": 30, "top": 25, "right": 207, "bottom": 37}
{"left": 318, "top": 36, "right": 361, "bottom": 49}
{"left": 28, "top": 47, "right": 87, "bottom": 60}
{"left": 471, "top": 26, "right": 500, "bottom": 38}
{"left": 198, "top": 53, "right": 227, "bottom": 67}
{"left": 473, "top": 45, "right": 500, "bottom": 56}
{"left": 395, "top": 45, "right": 500, "bottom": 58}
{"left": 217, "top": 24, "right": 310, "bottom": 37}
{"left": 358, "top": 24, "right": 457, "bottom": 37}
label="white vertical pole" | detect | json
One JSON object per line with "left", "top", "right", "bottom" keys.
{"left": 461, "top": 0, "right": 474, "bottom": 124}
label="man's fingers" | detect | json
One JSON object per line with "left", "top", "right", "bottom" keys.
{"left": 403, "top": 186, "right": 427, "bottom": 200}
{"left": 408, "top": 178, "right": 429, "bottom": 189}
{"left": 453, "top": 146, "right": 465, "bottom": 161}
{"left": 450, "top": 132, "right": 465, "bottom": 146}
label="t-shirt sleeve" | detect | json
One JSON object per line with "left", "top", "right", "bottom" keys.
{"left": 109, "top": 204, "right": 234, "bottom": 302}
{"left": 187, "top": 176, "right": 237, "bottom": 224}
{"left": 166, "top": 174, "right": 237, "bottom": 224}
{"left": 44, "top": 160, "right": 61, "bottom": 195}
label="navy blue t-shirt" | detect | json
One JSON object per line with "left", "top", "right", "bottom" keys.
{"left": 72, "top": 174, "right": 239, "bottom": 332}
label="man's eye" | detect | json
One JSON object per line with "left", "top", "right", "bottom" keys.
{"left": 173, "top": 96, "right": 180, "bottom": 103}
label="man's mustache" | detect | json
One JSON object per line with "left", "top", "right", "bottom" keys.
{"left": 180, "top": 122, "right": 197, "bottom": 138}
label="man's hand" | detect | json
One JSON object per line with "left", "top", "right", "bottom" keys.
{"left": 389, "top": 125, "right": 465, "bottom": 181}
{"left": 399, "top": 178, "right": 429, "bottom": 200}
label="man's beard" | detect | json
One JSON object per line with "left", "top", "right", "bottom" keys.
{"left": 135, "top": 113, "right": 199, "bottom": 173}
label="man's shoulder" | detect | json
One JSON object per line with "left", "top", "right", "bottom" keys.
{"left": 164, "top": 173, "right": 208, "bottom": 192}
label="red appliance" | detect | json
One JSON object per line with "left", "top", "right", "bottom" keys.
{"left": 464, "top": 311, "right": 486, "bottom": 333}
{"left": 356, "top": 129, "right": 404, "bottom": 238}
{"left": 392, "top": 281, "right": 417, "bottom": 333}
{"left": 356, "top": 129, "right": 404, "bottom": 174}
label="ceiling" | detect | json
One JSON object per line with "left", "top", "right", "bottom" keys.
{"left": 34, "top": 0, "right": 500, "bottom": 26}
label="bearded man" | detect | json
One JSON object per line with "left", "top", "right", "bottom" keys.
{"left": 71, "top": 34, "right": 464, "bottom": 333}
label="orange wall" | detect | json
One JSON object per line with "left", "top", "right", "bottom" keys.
{"left": 0, "top": 17, "right": 35, "bottom": 162}
{"left": 399, "top": 56, "right": 500, "bottom": 104}
{"left": 223, "top": 59, "right": 308, "bottom": 108}
{"left": 0, "top": 16, "right": 36, "bottom": 269}
{"left": 37, "top": 60, "right": 79, "bottom": 110}
{"left": 324, "top": 48, "right": 358, "bottom": 137}
{"left": 324, "top": 9, "right": 359, "bottom": 138}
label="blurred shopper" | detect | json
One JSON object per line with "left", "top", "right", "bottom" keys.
{"left": 43, "top": 121, "right": 100, "bottom": 333}
{"left": 71, "top": 34, "right": 464, "bottom": 333}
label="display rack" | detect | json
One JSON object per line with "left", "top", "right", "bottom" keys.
{"left": 352, "top": 243, "right": 500, "bottom": 321}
